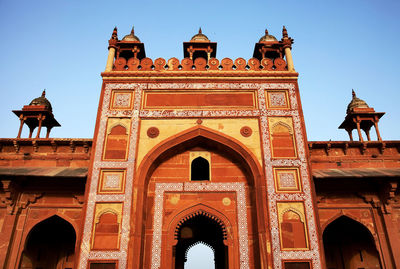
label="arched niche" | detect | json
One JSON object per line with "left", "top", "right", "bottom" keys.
{"left": 190, "top": 156, "right": 210, "bottom": 181}
{"left": 93, "top": 212, "right": 120, "bottom": 250}
{"left": 19, "top": 215, "right": 76, "bottom": 269}
{"left": 323, "top": 215, "right": 382, "bottom": 269}
{"left": 103, "top": 122, "right": 130, "bottom": 160}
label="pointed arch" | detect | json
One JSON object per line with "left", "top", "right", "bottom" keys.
{"left": 190, "top": 156, "right": 210, "bottom": 181}
{"left": 108, "top": 123, "right": 128, "bottom": 135}
{"left": 168, "top": 203, "right": 231, "bottom": 243}
{"left": 322, "top": 212, "right": 375, "bottom": 237}
{"left": 25, "top": 213, "right": 78, "bottom": 241}
{"left": 272, "top": 121, "right": 293, "bottom": 134}
{"left": 170, "top": 204, "right": 229, "bottom": 269}
{"left": 130, "top": 125, "right": 267, "bottom": 268}
{"left": 323, "top": 215, "right": 382, "bottom": 269}
{"left": 135, "top": 125, "right": 263, "bottom": 188}
{"left": 20, "top": 215, "right": 77, "bottom": 269}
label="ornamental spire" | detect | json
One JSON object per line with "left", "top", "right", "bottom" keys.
{"left": 282, "top": 26, "right": 288, "bottom": 38}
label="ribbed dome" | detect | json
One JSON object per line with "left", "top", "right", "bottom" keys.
{"left": 259, "top": 29, "right": 278, "bottom": 42}
{"left": 29, "top": 90, "right": 52, "bottom": 111}
{"left": 122, "top": 27, "right": 141, "bottom": 42}
{"left": 190, "top": 28, "right": 210, "bottom": 42}
{"left": 346, "top": 90, "right": 369, "bottom": 114}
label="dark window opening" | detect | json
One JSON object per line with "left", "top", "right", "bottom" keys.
{"left": 191, "top": 157, "right": 210, "bottom": 181}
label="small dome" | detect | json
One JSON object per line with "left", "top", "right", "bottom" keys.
{"left": 190, "top": 28, "right": 210, "bottom": 42}
{"left": 346, "top": 90, "right": 369, "bottom": 114}
{"left": 29, "top": 90, "right": 52, "bottom": 111}
{"left": 259, "top": 29, "right": 278, "bottom": 42}
{"left": 122, "top": 27, "right": 141, "bottom": 42}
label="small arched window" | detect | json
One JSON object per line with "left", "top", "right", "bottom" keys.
{"left": 191, "top": 156, "right": 210, "bottom": 181}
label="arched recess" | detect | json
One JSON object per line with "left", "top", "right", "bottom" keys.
{"left": 321, "top": 212, "right": 376, "bottom": 239}
{"left": 130, "top": 125, "right": 267, "bottom": 268}
{"left": 171, "top": 207, "right": 229, "bottom": 269}
{"left": 167, "top": 204, "right": 232, "bottom": 245}
{"left": 191, "top": 156, "right": 210, "bottom": 181}
{"left": 19, "top": 215, "right": 76, "bottom": 269}
{"left": 323, "top": 215, "right": 382, "bottom": 269}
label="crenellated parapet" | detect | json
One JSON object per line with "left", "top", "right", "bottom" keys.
{"left": 108, "top": 56, "right": 289, "bottom": 72}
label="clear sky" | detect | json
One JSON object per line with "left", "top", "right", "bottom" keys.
{"left": 0, "top": 0, "right": 399, "bottom": 141}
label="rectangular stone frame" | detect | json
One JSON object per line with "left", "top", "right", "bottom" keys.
{"left": 150, "top": 182, "right": 249, "bottom": 269}
{"left": 274, "top": 167, "right": 302, "bottom": 193}
{"left": 110, "top": 90, "right": 134, "bottom": 110}
{"left": 98, "top": 169, "right": 126, "bottom": 194}
{"left": 266, "top": 90, "right": 290, "bottom": 110}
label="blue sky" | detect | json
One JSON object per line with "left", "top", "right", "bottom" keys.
{"left": 0, "top": 0, "right": 399, "bottom": 141}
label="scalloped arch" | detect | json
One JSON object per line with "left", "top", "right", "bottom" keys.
{"left": 174, "top": 209, "right": 228, "bottom": 240}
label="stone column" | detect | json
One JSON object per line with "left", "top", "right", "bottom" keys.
{"left": 105, "top": 47, "right": 116, "bottom": 72}
{"left": 36, "top": 114, "right": 43, "bottom": 138}
{"left": 17, "top": 116, "right": 25, "bottom": 138}
{"left": 284, "top": 47, "right": 295, "bottom": 72}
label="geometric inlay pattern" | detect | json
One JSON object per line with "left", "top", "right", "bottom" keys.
{"left": 151, "top": 182, "right": 249, "bottom": 269}
{"left": 274, "top": 168, "right": 301, "bottom": 192}
{"left": 266, "top": 90, "right": 290, "bottom": 109}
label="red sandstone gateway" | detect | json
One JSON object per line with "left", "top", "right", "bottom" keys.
{"left": 0, "top": 27, "right": 398, "bottom": 269}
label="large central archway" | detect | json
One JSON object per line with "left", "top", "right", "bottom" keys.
{"left": 174, "top": 211, "right": 227, "bottom": 269}
{"left": 129, "top": 125, "right": 268, "bottom": 268}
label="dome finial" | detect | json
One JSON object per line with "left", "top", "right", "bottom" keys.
{"left": 346, "top": 89, "right": 369, "bottom": 114}
{"left": 259, "top": 28, "right": 277, "bottom": 42}
{"left": 121, "top": 26, "right": 141, "bottom": 42}
{"left": 190, "top": 28, "right": 210, "bottom": 42}
{"left": 42, "top": 89, "right": 46, "bottom": 97}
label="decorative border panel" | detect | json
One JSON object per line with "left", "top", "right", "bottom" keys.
{"left": 78, "top": 83, "right": 145, "bottom": 269}
{"left": 150, "top": 182, "right": 249, "bottom": 269}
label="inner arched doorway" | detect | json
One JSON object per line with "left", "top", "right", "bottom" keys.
{"left": 185, "top": 242, "right": 215, "bottom": 269}
{"left": 19, "top": 215, "right": 76, "bottom": 269}
{"left": 174, "top": 213, "right": 227, "bottom": 269}
{"left": 323, "top": 216, "right": 382, "bottom": 269}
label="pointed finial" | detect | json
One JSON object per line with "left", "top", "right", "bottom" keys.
{"left": 199, "top": 27, "right": 202, "bottom": 34}
{"left": 282, "top": 26, "right": 288, "bottom": 38}
{"left": 352, "top": 89, "right": 356, "bottom": 98}
{"left": 41, "top": 89, "right": 46, "bottom": 97}
{"left": 131, "top": 26, "right": 135, "bottom": 35}
{"left": 111, "top": 26, "right": 118, "bottom": 39}
{"left": 265, "top": 29, "right": 269, "bottom": 35}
